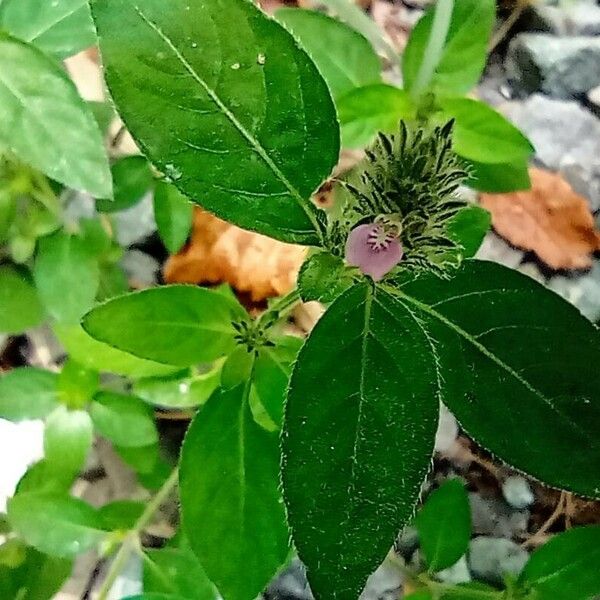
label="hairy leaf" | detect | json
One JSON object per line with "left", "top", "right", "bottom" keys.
{"left": 393, "top": 259, "right": 600, "bottom": 498}
{"left": 0, "top": 34, "right": 110, "bottom": 196}
{"left": 180, "top": 385, "right": 289, "bottom": 600}
{"left": 276, "top": 8, "right": 381, "bottom": 100}
{"left": 0, "top": 368, "right": 58, "bottom": 422}
{"left": 338, "top": 84, "right": 415, "bottom": 148}
{"left": 83, "top": 286, "right": 245, "bottom": 366}
{"left": 0, "top": 265, "right": 44, "bottom": 334}
{"left": 0, "top": 0, "right": 95, "bottom": 59}
{"left": 8, "top": 493, "right": 106, "bottom": 557}
{"left": 415, "top": 479, "right": 471, "bottom": 572}
{"left": 403, "top": 0, "right": 495, "bottom": 95}
{"left": 283, "top": 283, "right": 438, "bottom": 599}
{"left": 92, "top": 0, "right": 339, "bottom": 244}
{"left": 153, "top": 181, "right": 194, "bottom": 254}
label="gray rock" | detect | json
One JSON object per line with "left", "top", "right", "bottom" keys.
{"left": 360, "top": 559, "right": 404, "bottom": 600}
{"left": 121, "top": 250, "right": 160, "bottom": 287}
{"left": 468, "top": 537, "right": 529, "bottom": 585}
{"left": 113, "top": 193, "right": 156, "bottom": 247}
{"left": 548, "top": 261, "right": 600, "bottom": 322}
{"left": 435, "top": 404, "right": 458, "bottom": 454}
{"left": 501, "top": 94, "right": 600, "bottom": 211}
{"left": 476, "top": 234, "right": 524, "bottom": 269}
{"left": 469, "top": 493, "right": 529, "bottom": 539}
{"left": 527, "top": 2, "right": 600, "bottom": 36}
{"left": 436, "top": 556, "right": 471, "bottom": 585}
{"left": 506, "top": 34, "right": 600, "bottom": 98}
{"left": 502, "top": 476, "right": 535, "bottom": 509}
{"left": 265, "top": 559, "right": 313, "bottom": 600}
{"left": 396, "top": 526, "right": 420, "bottom": 561}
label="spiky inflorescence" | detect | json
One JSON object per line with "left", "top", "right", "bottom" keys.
{"left": 331, "top": 121, "right": 470, "bottom": 278}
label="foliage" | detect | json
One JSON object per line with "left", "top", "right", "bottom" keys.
{"left": 0, "top": 1, "right": 598, "bottom": 600}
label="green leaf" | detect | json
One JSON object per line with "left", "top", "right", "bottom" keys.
{"left": 402, "top": 0, "right": 495, "bottom": 95}
{"left": 15, "top": 460, "right": 73, "bottom": 496}
{"left": 123, "top": 592, "right": 188, "bottom": 600}
{"left": 392, "top": 259, "right": 600, "bottom": 498}
{"left": 0, "top": 546, "right": 72, "bottom": 600}
{"left": 318, "top": 0, "right": 397, "bottom": 66}
{"left": 447, "top": 205, "right": 490, "bottom": 259}
{"left": 283, "top": 283, "right": 438, "bottom": 599}
{"left": 0, "top": 0, "right": 95, "bottom": 59}
{"left": 0, "top": 368, "right": 58, "bottom": 422}
{"left": 89, "top": 100, "right": 115, "bottom": 135}
{"left": 519, "top": 525, "right": 600, "bottom": 600}
{"left": 276, "top": 8, "right": 381, "bottom": 100}
{"left": 221, "top": 347, "right": 254, "bottom": 390}
{"left": 180, "top": 385, "right": 289, "bottom": 600}
{"left": 0, "top": 539, "right": 27, "bottom": 568}
{"left": 91, "top": 0, "right": 339, "bottom": 244}
{"left": 153, "top": 181, "right": 194, "bottom": 254}
{"left": 44, "top": 406, "right": 93, "bottom": 478}
{"left": 338, "top": 84, "right": 415, "bottom": 149}
{"left": 415, "top": 479, "right": 471, "bottom": 572}
{"left": 90, "top": 391, "right": 158, "bottom": 448}
{"left": 0, "top": 34, "right": 111, "bottom": 196}
{"left": 144, "top": 547, "right": 217, "bottom": 600}
{"left": 133, "top": 366, "right": 222, "bottom": 409}
{"left": 0, "top": 265, "right": 44, "bottom": 334}
{"left": 253, "top": 338, "right": 300, "bottom": 428}
{"left": 437, "top": 99, "right": 534, "bottom": 164}
{"left": 464, "top": 159, "right": 531, "bottom": 194}
{"left": 34, "top": 231, "right": 100, "bottom": 324}
{"left": 99, "top": 500, "right": 145, "bottom": 531}
{"left": 97, "top": 155, "right": 154, "bottom": 213}
{"left": 298, "top": 252, "right": 354, "bottom": 303}
{"left": 115, "top": 443, "right": 160, "bottom": 476}
{"left": 54, "top": 323, "right": 179, "bottom": 378}
{"left": 57, "top": 358, "right": 99, "bottom": 409}
{"left": 83, "top": 286, "right": 244, "bottom": 367}
{"left": 8, "top": 493, "right": 106, "bottom": 557}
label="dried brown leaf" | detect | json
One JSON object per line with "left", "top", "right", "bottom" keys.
{"left": 480, "top": 168, "right": 600, "bottom": 270}
{"left": 163, "top": 209, "right": 307, "bottom": 302}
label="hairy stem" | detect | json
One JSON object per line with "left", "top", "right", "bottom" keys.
{"left": 257, "top": 287, "right": 301, "bottom": 329}
{"left": 411, "top": 0, "right": 455, "bottom": 98}
{"left": 95, "top": 468, "right": 179, "bottom": 600}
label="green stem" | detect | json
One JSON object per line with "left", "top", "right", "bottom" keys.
{"left": 95, "top": 468, "right": 179, "bottom": 600}
{"left": 410, "top": 0, "right": 455, "bottom": 98}
{"left": 257, "top": 287, "right": 301, "bottom": 329}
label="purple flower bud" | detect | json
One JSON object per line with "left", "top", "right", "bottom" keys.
{"left": 345, "top": 222, "right": 403, "bottom": 281}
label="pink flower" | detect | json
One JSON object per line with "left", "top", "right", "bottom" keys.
{"left": 345, "top": 222, "right": 403, "bottom": 281}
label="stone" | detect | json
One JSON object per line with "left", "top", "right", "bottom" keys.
{"left": 589, "top": 85, "right": 600, "bottom": 110}
{"left": 113, "top": 194, "right": 156, "bottom": 247}
{"left": 265, "top": 559, "right": 313, "bottom": 600}
{"left": 502, "top": 476, "right": 535, "bottom": 510}
{"left": 435, "top": 404, "right": 459, "bottom": 454}
{"left": 360, "top": 559, "right": 404, "bottom": 600}
{"left": 468, "top": 537, "right": 529, "bottom": 585}
{"left": 476, "top": 233, "right": 524, "bottom": 269}
{"left": 469, "top": 493, "right": 529, "bottom": 539}
{"left": 501, "top": 95, "right": 600, "bottom": 211}
{"left": 548, "top": 260, "right": 600, "bottom": 322}
{"left": 396, "top": 526, "right": 420, "bottom": 561}
{"left": 121, "top": 250, "right": 160, "bottom": 287}
{"left": 526, "top": 2, "right": 600, "bottom": 37}
{"left": 506, "top": 34, "right": 600, "bottom": 98}
{"left": 436, "top": 556, "right": 471, "bottom": 585}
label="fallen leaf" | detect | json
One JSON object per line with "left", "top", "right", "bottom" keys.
{"left": 163, "top": 209, "right": 307, "bottom": 302}
{"left": 480, "top": 168, "right": 600, "bottom": 270}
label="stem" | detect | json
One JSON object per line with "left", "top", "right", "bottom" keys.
{"left": 257, "top": 288, "right": 301, "bottom": 329}
{"left": 95, "top": 468, "right": 179, "bottom": 600}
{"left": 488, "top": 0, "right": 528, "bottom": 53}
{"left": 410, "top": 0, "right": 455, "bottom": 98}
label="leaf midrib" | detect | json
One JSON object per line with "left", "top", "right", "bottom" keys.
{"left": 391, "top": 286, "right": 598, "bottom": 447}
{"left": 131, "top": 4, "right": 320, "bottom": 237}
